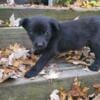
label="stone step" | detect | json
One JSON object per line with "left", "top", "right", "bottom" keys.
{"left": 0, "top": 7, "right": 100, "bottom": 21}
{"left": 0, "top": 68, "right": 99, "bottom": 100}
{"left": 0, "top": 27, "right": 32, "bottom": 48}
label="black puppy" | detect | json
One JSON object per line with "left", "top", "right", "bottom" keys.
{"left": 20, "top": 15, "right": 100, "bottom": 78}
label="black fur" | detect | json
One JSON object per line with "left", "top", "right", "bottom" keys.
{"left": 20, "top": 15, "right": 100, "bottom": 78}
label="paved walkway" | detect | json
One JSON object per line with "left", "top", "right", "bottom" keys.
{"left": 0, "top": 4, "right": 69, "bottom": 10}
{"left": 0, "top": 4, "right": 100, "bottom": 11}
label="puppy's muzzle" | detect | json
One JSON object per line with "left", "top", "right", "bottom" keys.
{"left": 35, "top": 42, "right": 46, "bottom": 50}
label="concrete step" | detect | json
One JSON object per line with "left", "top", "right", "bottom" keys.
{"left": 0, "top": 27, "right": 32, "bottom": 48}
{"left": 0, "top": 7, "right": 100, "bottom": 21}
{"left": 0, "top": 67, "right": 99, "bottom": 100}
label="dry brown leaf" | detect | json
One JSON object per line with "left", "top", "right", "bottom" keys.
{"left": 9, "top": 43, "right": 25, "bottom": 52}
{"left": 93, "top": 83, "right": 100, "bottom": 94}
{"left": 59, "top": 88, "right": 68, "bottom": 100}
{"left": 69, "top": 77, "right": 89, "bottom": 99}
{"left": 57, "top": 46, "right": 95, "bottom": 70}
{"left": 0, "top": 43, "right": 38, "bottom": 83}
{"left": 0, "top": 67, "right": 15, "bottom": 83}
{"left": 13, "top": 60, "right": 23, "bottom": 67}
{"left": 67, "top": 60, "right": 90, "bottom": 66}
{"left": 68, "top": 95, "right": 73, "bottom": 100}
{"left": 1, "top": 48, "right": 12, "bottom": 57}
{"left": 50, "top": 77, "right": 99, "bottom": 100}
{"left": 22, "top": 59, "right": 36, "bottom": 66}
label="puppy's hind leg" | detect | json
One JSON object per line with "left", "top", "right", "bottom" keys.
{"left": 88, "top": 42, "right": 100, "bottom": 71}
{"left": 89, "top": 59, "right": 100, "bottom": 71}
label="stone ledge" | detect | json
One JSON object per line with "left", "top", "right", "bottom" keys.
{"left": 0, "top": 67, "right": 99, "bottom": 100}
{"left": 0, "top": 66, "right": 99, "bottom": 87}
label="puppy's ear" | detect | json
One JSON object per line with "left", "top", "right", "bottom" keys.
{"left": 19, "top": 18, "right": 29, "bottom": 29}
{"left": 50, "top": 19, "right": 60, "bottom": 33}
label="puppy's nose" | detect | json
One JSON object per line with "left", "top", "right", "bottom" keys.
{"left": 35, "top": 42, "right": 44, "bottom": 49}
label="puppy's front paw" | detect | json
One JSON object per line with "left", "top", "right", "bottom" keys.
{"left": 24, "top": 69, "right": 38, "bottom": 78}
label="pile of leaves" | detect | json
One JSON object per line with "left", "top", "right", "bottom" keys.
{"left": 49, "top": 77, "right": 100, "bottom": 100}
{"left": 57, "top": 46, "right": 95, "bottom": 68}
{"left": 0, "top": 43, "right": 38, "bottom": 83}
{"left": 73, "top": 0, "right": 100, "bottom": 8}
{"left": 0, "top": 43, "right": 96, "bottom": 83}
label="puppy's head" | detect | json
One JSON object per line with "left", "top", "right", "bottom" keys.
{"left": 20, "top": 16, "right": 60, "bottom": 54}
